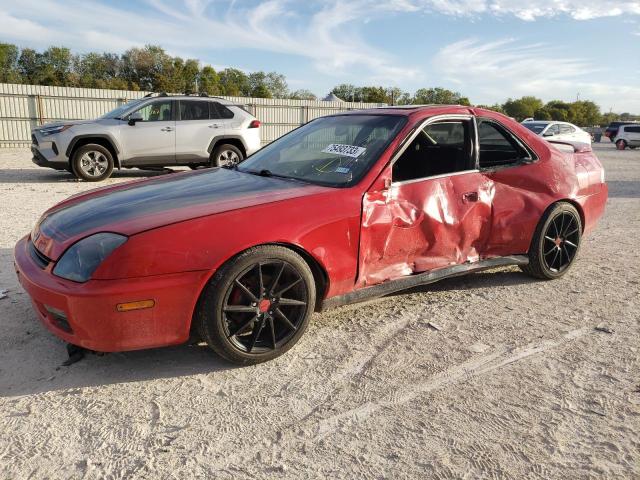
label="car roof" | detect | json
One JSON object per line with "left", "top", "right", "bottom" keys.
{"left": 335, "top": 104, "right": 474, "bottom": 117}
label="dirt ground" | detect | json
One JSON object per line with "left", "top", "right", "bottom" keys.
{"left": 0, "top": 143, "right": 638, "bottom": 479}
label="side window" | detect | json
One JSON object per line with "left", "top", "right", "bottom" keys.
{"left": 133, "top": 100, "right": 173, "bottom": 122}
{"left": 560, "top": 124, "right": 575, "bottom": 134}
{"left": 547, "top": 124, "right": 560, "bottom": 135}
{"left": 478, "top": 120, "right": 530, "bottom": 169}
{"left": 211, "top": 102, "right": 234, "bottom": 119}
{"left": 627, "top": 126, "right": 640, "bottom": 133}
{"left": 180, "top": 100, "right": 210, "bottom": 121}
{"left": 392, "top": 120, "right": 473, "bottom": 183}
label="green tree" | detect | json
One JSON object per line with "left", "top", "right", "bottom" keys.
{"left": 360, "top": 86, "right": 387, "bottom": 103}
{"left": 264, "top": 72, "right": 288, "bottom": 98}
{"left": 40, "top": 47, "right": 74, "bottom": 86}
{"left": 544, "top": 100, "right": 571, "bottom": 121}
{"left": 567, "top": 100, "right": 600, "bottom": 126}
{"left": 199, "top": 66, "right": 220, "bottom": 95}
{"left": 502, "top": 96, "right": 544, "bottom": 121}
{"left": 121, "top": 45, "right": 172, "bottom": 91}
{"left": 413, "top": 87, "right": 469, "bottom": 105}
{"left": 289, "top": 89, "right": 317, "bottom": 100}
{"left": 0, "top": 43, "right": 21, "bottom": 83}
{"left": 331, "top": 84, "right": 360, "bottom": 102}
{"left": 219, "top": 68, "right": 250, "bottom": 96}
{"left": 17, "top": 48, "right": 42, "bottom": 84}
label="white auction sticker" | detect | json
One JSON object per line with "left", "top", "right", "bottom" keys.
{"left": 322, "top": 144, "right": 366, "bottom": 158}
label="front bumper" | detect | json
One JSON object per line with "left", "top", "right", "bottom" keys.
{"left": 30, "top": 130, "right": 71, "bottom": 170}
{"left": 14, "top": 235, "right": 210, "bottom": 352}
{"left": 31, "top": 146, "right": 68, "bottom": 170}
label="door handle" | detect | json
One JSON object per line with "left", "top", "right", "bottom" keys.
{"left": 462, "top": 191, "right": 479, "bottom": 203}
{"left": 208, "top": 124, "right": 221, "bottom": 129}
{"left": 160, "top": 127, "right": 174, "bottom": 132}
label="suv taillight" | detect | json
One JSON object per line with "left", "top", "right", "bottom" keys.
{"left": 248, "top": 120, "right": 261, "bottom": 129}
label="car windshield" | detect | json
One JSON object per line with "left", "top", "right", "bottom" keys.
{"left": 238, "top": 114, "right": 406, "bottom": 187}
{"left": 522, "top": 123, "right": 548, "bottom": 134}
{"left": 100, "top": 99, "right": 144, "bottom": 119}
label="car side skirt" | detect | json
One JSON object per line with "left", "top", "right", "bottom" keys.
{"left": 320, "top": 255, "right": 529, "bottom": 311}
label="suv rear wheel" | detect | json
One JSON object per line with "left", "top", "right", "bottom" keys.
{"left": 616, "top": 139, "right": 627, "bottom": 150}
{"left": 211, "top": 143, "right": 243, "bottom": 168}
{"left": 71, "top": 144, "right": 114, "bottom": 181}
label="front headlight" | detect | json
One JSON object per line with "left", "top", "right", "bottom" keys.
{"left": 39, "top": 124, "right": 74, "bottom": 136}
{"left": 53, "top": 233, "right": 127, "bottom": 282}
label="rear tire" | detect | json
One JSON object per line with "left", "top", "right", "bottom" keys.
{"left": 211, "top": 144, "right": 243, "bottom": 168}
{"left": 616, "top": 140, "right": 627, "bottom": 150}
{"left": 196, "top": 246, "right": 315, "bottom": 365}
{"left": 520, "top": 202, "right": 582, "bottom": 280}
{"left": 71, "top": 144, "right": 114, "bottom": 181}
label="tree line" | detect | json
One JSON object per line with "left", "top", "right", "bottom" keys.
{"left": 0, "top": 43, "right": 315, "bottom": 100}
{"left": 330, "top": 85, "right": 637, "bottom": 126}
{"left": 1, "top": 43, "right": 636, "bottom": 125}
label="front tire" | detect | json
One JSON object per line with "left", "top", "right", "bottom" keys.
{"left": 520, "top": 202, "right": 582, "bottom": 280}
{"left": 616, "top": 140, "right": 627, "bottom": 150}
{"left": 71, "top": 144, "right": 114, "bottom": 181}
{"left": 211, "top": 144, "right": 243, "bottom": 168}
{"left": 196, "top": 246, "right": 316, "bottom": 365}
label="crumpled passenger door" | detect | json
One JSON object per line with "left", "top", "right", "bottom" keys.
{"left": 358, "top": 171, "right": 494, "bottom": 287}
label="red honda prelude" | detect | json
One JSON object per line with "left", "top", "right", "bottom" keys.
{"left": 14, "top": 106, "right": 608, "bottom": 364}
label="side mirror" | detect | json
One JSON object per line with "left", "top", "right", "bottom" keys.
{"left": 128, "top": 112, "right": 143, "bottom": 126}
{"left": 543, "top": 131, "right": 554, "bottom": 137}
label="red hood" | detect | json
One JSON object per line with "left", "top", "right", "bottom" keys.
{"left": 32, "top": 168, "right": 331, "bottom": 260}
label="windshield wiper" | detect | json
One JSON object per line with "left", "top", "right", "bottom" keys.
{"left": 241, "top": 168, "right": 313, "bottom": 185}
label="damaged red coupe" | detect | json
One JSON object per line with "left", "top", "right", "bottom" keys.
{"left": 14, "top": 106, "right": 607, "bottom": 364}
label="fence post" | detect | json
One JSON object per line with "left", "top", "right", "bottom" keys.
{"left": 36, "top": 95, "right": 44, "bottom": 125}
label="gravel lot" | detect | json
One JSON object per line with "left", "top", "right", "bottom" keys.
{"left": 0, "top": 143, "right": 638, "bottom": 479}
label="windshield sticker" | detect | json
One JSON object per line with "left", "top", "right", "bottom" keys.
{"left": 322, "top": 144, "right": 366, "bottom": 158}
{"left": 335, "top": 167, "right": 350, "bottom": 174}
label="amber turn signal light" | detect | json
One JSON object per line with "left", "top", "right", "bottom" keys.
{"left": 116, "top": 300, "right": 155, "bottom": 312}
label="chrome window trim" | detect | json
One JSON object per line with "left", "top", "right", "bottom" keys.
{"left": 390, "top": 114, "right": 478, "bottom": 185}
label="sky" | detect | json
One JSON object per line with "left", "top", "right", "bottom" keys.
{"left": 1, "top": 0, "right": 639, "bottom": 112}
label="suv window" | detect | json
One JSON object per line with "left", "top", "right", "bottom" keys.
{"left": 392, "top": 120, "right": 473, "bottom": 182}
{"left": 211, "top": 102, "right": 234, "bottom": 119}
{"left": 478, "top": 119, "right": 530, "bottom": 169}
{"left": 560, "top": 124, "right": 575, "bottom": 134}
{"left": 180, "top": 100, "right": 210, "bottom": 121}
{"left": 133, "top": 100, "right": 173, "bottom": 122}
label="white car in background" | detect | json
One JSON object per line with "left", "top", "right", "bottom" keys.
{"left": 522, "top": 121, "right": 591, "bottom": 144}
{"left": 613, "top": 124, "right": 640, "bottom": 150}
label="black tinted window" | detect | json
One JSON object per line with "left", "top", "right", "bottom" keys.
{"left": 478, "top": 120, "right": 529, "bottom": 169}
{"left": 393, "top": 120, "right": 473, "bottom": 182}
{"left": 211, "top": 102, "right": 234, "bottom": 119}
{"left": 626, "top": 126, "right": 640, "bottom": 133}
{"left": 180, "top": 100, "right": 210, "bottom": 121}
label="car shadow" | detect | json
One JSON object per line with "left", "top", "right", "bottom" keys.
{"left": 0, "top": 167, "right": 182, "bottom": 184}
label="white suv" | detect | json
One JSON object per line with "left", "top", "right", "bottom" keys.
{"left": 30, "top": 94, "right": 261, "bottom": 181}
{"left": 613, "top": 124, "right": 640, "bottom": 150}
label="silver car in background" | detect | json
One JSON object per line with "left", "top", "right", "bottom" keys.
{"left": 30, "top": 93, "right": 261, "bottom": 181}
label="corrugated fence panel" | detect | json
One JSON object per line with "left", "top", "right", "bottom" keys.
{"left": 0, "top": 82, "right": 385, "bottom": 147}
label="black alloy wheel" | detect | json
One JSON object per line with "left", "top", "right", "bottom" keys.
{"left": 196, "top": 246, "right": 315, "bottom": 364}
{"left": 521, "top": 202, "right": 582, "bottom": 280}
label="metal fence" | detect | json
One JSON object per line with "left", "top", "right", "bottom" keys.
{"left": 0, "top": 83, "right": 385, "bottom": 148}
